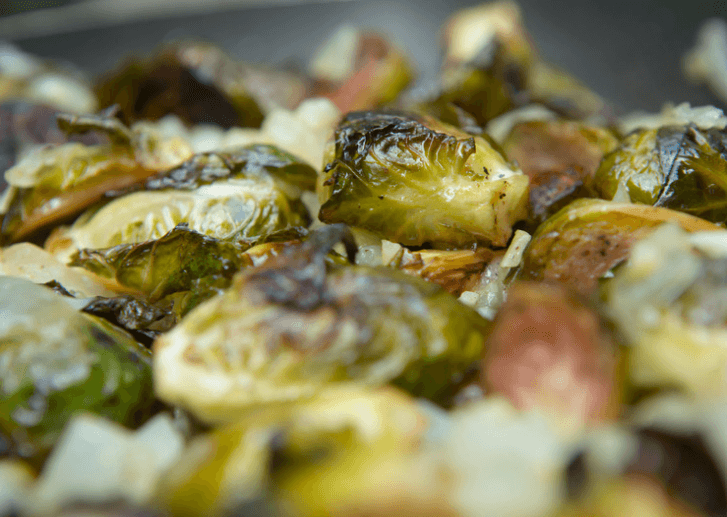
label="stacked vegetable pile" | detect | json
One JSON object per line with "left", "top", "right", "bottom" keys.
{"left": 0, "top": 2, "right": 726, "bottom": 516}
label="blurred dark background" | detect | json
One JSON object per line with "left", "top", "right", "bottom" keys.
{"left": 1, "top": 0, "right": 725, "bottom": 113}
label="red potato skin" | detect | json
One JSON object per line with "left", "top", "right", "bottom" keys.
{"left": 481, "top": 281, "right": 622, "bottom": 428}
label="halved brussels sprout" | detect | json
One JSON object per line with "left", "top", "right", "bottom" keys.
{"left": 159, "top": 387, "right": 444, "bottom": 517}
{"left": 480, "top": 281, "right": 624, "bottom": 432}
{"left": 0, "top": 276, "right": 154, "bottom": 467}
{"left": 310, "top": 27, "right": 414, "bottom": 113}
{"left": 603, "top": 224, "right": 727, "bottom": 399}
{"left": 521, "top": 199, "right": 721, "bottom": 294}
{"left": 154, "top": 225, "right": 490, "bottom": 423}
{"left": 95, "top": 41, "right": 305, "bottom": 128}
{"left": 48, "top": 145, "right": 313, "bottom": 260}
{"left": 595, "top": 124, "right": 727, "bottom": 224}
{"left": 317, "top": 111, "right": 528, "bottom": 248}
{"left": 501, "top": 119, "right": 618, "bottom": 224}
{"left": 1, "top": 110, "right": 193, "bottom": 243}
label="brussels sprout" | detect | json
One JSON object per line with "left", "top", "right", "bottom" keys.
{"left": 603, "top": 224, "right": 727, "bottom": 398}
{"left": 501, "top": 119, "right": 618, "bottom": 224}
{"left": 317, "top": 111, "right": 528, "bottom": 248}
{"left": 521, "top": 199, "right": 721, "bottom": 294}
{"left": 1, "top": 110, "right": 193, "bottom": 243}
{"left": 428, "top": 1, "right": 536, "bottom": 126}
{"left": 95, "top": 41, "right": 299, "bottom": 128}
{"left": 595, "top": 124, "right": 727, "bottom": 224}
{"left": 388, "top": 246, "right": 495, "bottom": 296}
{"left": 49, "top": 146, "right": 312, "bottom": 259}
{"left": 480, "top": 281, "right": 624, "bottom": 432}
{"left": 154, "top": 225, "right": 490, "bottom": 423}
{"left": 0, "top": 276, "right": 154, "bottom": 466}
{"left": 310, "top": 27, "right": 415, "bottom": 113}
{"left": 431, "top": 2, "right": 610, "bottom": 125}
{"left": 159, "top": 387, "right": 445, "bottom": 517}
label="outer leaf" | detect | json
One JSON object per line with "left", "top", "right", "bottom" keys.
{"left": 1, "top": 111, "right": 193, "bottom": 243}
{"left": 595, "top": 124, "right": 727, "bottom": 225}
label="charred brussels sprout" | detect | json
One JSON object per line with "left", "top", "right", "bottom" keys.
{"left": 595, "top": 124, "right": 727, "bottom": 224}
{"left": 0, "top": 110, "right": 193, "bottom": 243}
{"left": 317, "top": 111, "right": 528, "bottom": 248}
{"left": 154, "top": 225, "right": 490, "bottom": 423}
{"left": 95, "top": 41, "right": 304, "bottom": 128}
{"left": 49, "top": 145, "right": 312, "bottom": 258}
{"left": 521, "top": 199, "right": 720, "bottom": 294}
{"left": 0, "top": 276, "right": 154, "bottom": 466}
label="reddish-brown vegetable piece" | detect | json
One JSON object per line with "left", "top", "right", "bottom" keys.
{"left": 480, "top": 281, "right": 622, "bottom": 430}
{"left": 521, "top": 199, "right": 721, "bottom": 294}
{"left": 501, "top": 120, "right": 618, "bottom": 224}
{"left": 311, "top": 31, "right": 414, "bottom": 113}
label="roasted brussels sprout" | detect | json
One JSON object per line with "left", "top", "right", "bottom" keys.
{"left": 422, "top": 1, "right": 609, "bottom": 126}
{"left": 95, "top": 41, "right": 304, "bottom": 128}
{"left": 603, "top": 224, "right": 727, "bottom": 398}
{"left": 48, "top": 145, "right": 313, "bottom": 259}
{"left": 159, "top": 387, "right": 446, "bottom": 517}
{"left": 154, "top": 225, "right": 490, "bottom": 423}
{"left": 595, "top": 124, "right": 727, "bottom": 225}
{"left": 501, "top": 119, "right": 618, "bottom": 224}
{"left": 428, "top": 1, "right": 536, "bottom": 126}
{"left": 0, "top": 276, "right": 154, "bottom": 466}
{"left": 317, "top": 111, "right": 528, "bottom": 248}
{"left": 521, "top": 199, "right": 720, "bottom": 294}
{"left": 0, "top": 110, "right": 193, "bottom": 243}
{"left": 310, "top": 27, "right": 414, "bottom": 113}
{"left": 480, "top": 281, "right": 623, "bottom": 432}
